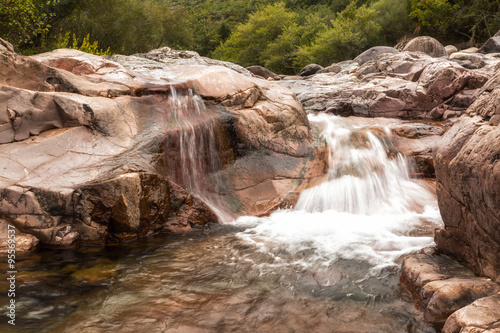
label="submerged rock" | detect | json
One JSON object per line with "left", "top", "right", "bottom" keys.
{"left": 0, "top": 40, "right": 326, "bottom": 249}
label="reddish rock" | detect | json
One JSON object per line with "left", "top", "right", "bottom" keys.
{"left": 0, "top": 39, "right": 327, "bottom": 249}
{"left": 434, "top": 69, "right": 500, "bottom": 283}
{"left": 443, "top": 293, "right": 500, "bottom": 333}
{"left": 401, "top": 251, "right": 500, "bottom": 328}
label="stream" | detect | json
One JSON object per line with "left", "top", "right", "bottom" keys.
{"left": 0, "top": 113, "right": 442, "bottom": 333}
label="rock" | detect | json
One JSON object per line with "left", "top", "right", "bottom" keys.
{"left": 495, "top": 30, "right": 500, "bottom": 37}
{"left": 434, "top": 70, "right": 500, "bottom": 284}
{"left": 0, "top": 219, "right": 39, "bottom": 255}
{"left": 401, "top": 252, "right": 500, "bottom": 328}
{"left": 0, "top": 40, "right": 327, "bottom": 250}
{"left": 478, "top": 36, "right": 500, "bottom": 54}
{"left": 450, "top": 52, "right": 484, "bottom": 66}
{"left": 245, "top": 65, "right": 278, "bottom": 79}
{"left": 298, "top": 64, "right": 323, "bottom": 76}
{"left": 0, "top": 39, "right": 14, "bottom": 53}
{"left": 443, "top": 293, "right": 500, "bottom": 333}
{"left": 461, "top": 47, "right": 479, "bottom": 53}
{"left": 445, "top": 45, "right": 458, "bottom": 56}
{"left": 280, "top": 52, "right": 493, "bottom": 119}
{"left": 353, "top": 46, "right": 399, "bottom": 65}
{"left": 316, "top": 64, "right": 341, "bottom": 74}
{"left": 403, "top": 36, "right": 447, "bottom": 58}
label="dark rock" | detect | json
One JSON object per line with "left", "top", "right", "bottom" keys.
{"left": 477, "top": 36, "right": 500, "bottom": 54}
{"left": 403, "top": 36, "right": 447, "bottom": 58}
{"left": 298, "top": 64, "right": 323, "bottom": 76}
{"left": 353, "top": 46, "right": 399, "bottom": 65}
{"left": 245, "top": 65, "right": 278, "bottom": 79}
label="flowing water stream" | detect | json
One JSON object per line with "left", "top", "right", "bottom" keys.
{"left": 0, "top": 96, "right": 442, "bottom": 333}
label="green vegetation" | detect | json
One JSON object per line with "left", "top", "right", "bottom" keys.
{"left": 1, "top": 0, "right": 499, "bottom": 72}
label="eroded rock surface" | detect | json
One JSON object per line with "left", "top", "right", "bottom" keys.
{"left": 0, "top": 41, "right": 326, "bottom": 249}
{"left": 443, "top": 293, "right": 500, "bottom": 333}
{"left": 280, "top": 52, "right": 494, "bottom": 120}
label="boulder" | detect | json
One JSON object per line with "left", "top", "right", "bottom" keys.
{"left": 403, "top": 36, "right": 447, "bottom": 58}
{"left": 298, "top": 64, "right": 323, "bottom": 76}
{"left": 245, "top": 65, "right": 278, "bottom": 79}
{"left": 434, "top": 69, "right": 500, "bottom": 284}
{"left": 478, "top": 36, "right": 500, "bottom": 54}
{"left": 353, "top": 46, "right": 399, "bottom": 65}
{"left": 443, "top": 293, "right": 500, "bottom": 333}
{"left": 0, "top": 39, "right": 327, "bottom": 249}
{"left": 401, "top": 251, "right": 500, "bottom": 328}
{"left": 445, "top": 45, "right": 458, "bottom": 56}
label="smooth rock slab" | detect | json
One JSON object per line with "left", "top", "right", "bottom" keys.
{"left": 443, "top": 293, "right": 500, "bottom": 333}
{"left": 401, "top": 251, "right": 500, "bottom": 328}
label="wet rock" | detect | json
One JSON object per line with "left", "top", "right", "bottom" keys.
{"left": 401, "top": 252, "right": 500, "bottom": 328}
{"left": 0, "top": 219, "right": 39, "bottom": 255}
{"left": 353, "top": 46, "right": 399, "bottom": 65}
{"left": 280, "top": 52, "right": 494, "bottom": 119}
{"left": 434, "top": 69, "right": 500, "bottom": 284}
{"left": 0, "top": 39, "right": 326, "bottom": 249}
{"left": 445, "top": 45, "right": 458, "bottom": 56}
{"left": 478, "top": 36, "right": 500, "bottom": 54}
{"left": 298, "top": 64, "right": 323, "bottom": 76}
{"left": 245, "top": 65, "right": 278, "bottom": 79}
{"left": 403, "top": 36, "right": 447, "bottom": 58}
{"left": 443, "top": 293, "right": 500, "bottom": 333}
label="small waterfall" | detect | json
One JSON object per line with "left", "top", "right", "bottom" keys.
{"left": 163, "top": 87, "right": 231, "bottom": 222}
{"left": 296, "top": 113, "right": 433, "bottom": 215}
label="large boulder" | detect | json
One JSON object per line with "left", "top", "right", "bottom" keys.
{"left": 0, "top": 40, "right": 327, "bottom": 249}
{"left": 434, "top": 69, "right": 500, "bottom": 284}
{"left": 403, "top": 36, "right": 447, "bottom": 58}
{"left": 477, "top": 36, "right": 500, "bottom": 54}
{"left": 353, "top": 46, "right": 399, "bottom": 65}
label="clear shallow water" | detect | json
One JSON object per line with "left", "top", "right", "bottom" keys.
{"left": 0, "top": 114, "right": 442, "bottom": 332}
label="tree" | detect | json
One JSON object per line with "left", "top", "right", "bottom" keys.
{"left": 212, "top": 2, "right": 299, "bottom": 68}
{"left": 0, "top": 0, "right": 59, "bottom": 49}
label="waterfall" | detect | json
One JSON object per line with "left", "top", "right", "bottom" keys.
{"left": 163, "top": 87, "right": 231, "bottom": 222}
{"left": 296, "top": 113, "right": 433, "bottom": 215}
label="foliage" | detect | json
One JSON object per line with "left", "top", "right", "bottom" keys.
{"left": 297, "top": 2, "right": 382, "bottom": 66}
{"left": 0, "top": 0, "right": 59, "bottom": 49}
{"left": 55, "top": 32, "right": 111, "bottom": 55}
{"left": 213, "top": 2, "right": 299, "bottom": 69}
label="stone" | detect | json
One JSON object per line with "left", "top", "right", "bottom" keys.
{"left": 434, "top": 70, "right": 500, "bottom": 283}
{"left": 316, "top": 64, "right": 342, "bottom": 74}
{"left": 478, "top": 37, "right": 500, "bottom": 54}
{"left": 443, "top": 293, "right": 500, "bottom": 333}
{"left": 0, "top": 39, "right": 327, "bottom": 250}
{"left": 401, "top": 252, "right": 500, "bottom": 328}
{"left": 403, "top": 36, "right": 447, "bottom": 58}
{"left": 279, "top": 52, "right": 493, "bottom": 120}
{"left": 461, "top": 47, "right": 479, "bottom": 53}
{"left": 298, "top": 64, "right": 323, "bottom": 76}
{"left": 0, "top": 219, "right": 39, "bottom": 254}
{"left": 446, "top": 45, "right": 458, "bottom": 56}
{"left": 246, "top": 65, "right": 278, "bottom": 79}
{"left": 353, "top": 46, "right": 399, "bottom": 65}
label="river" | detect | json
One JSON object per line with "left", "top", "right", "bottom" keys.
{"left": 0, "top": 112, "right": 442, "bottom": 333}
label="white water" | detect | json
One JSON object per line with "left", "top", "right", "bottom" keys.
{"left": 235, "top": 113, "right": 442, "bottom": 272}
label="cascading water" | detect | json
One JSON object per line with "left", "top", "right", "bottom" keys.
{"left": 9, "top": 110, "right": 443, "bottom": 332}
{"left": 162, "top": 87, "right": 232, "bottom": 221}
